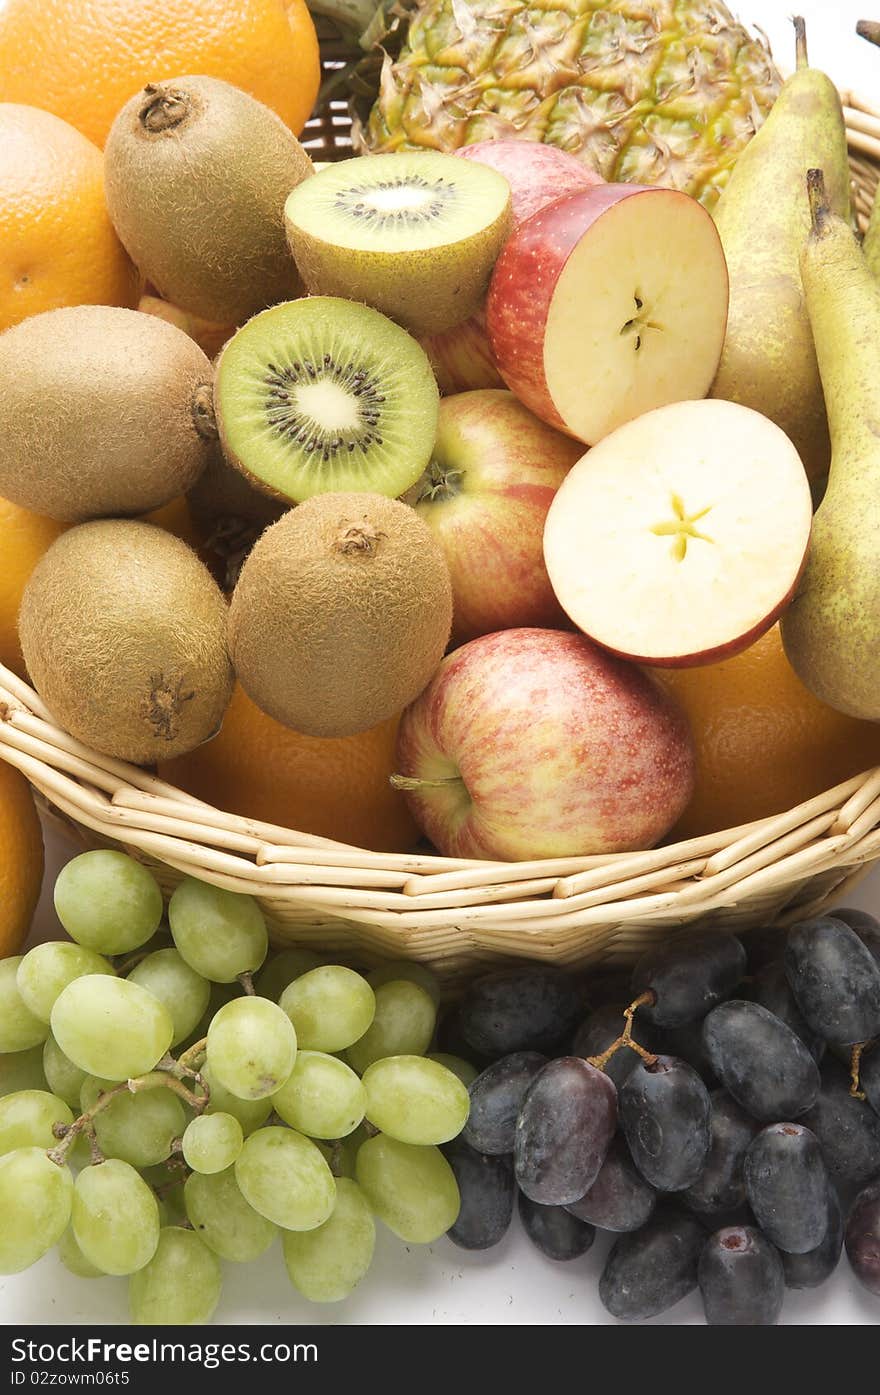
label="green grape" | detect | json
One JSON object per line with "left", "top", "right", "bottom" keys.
{"left": 0, "top": 1044, "right": 48, "bottom": 1098}
{"left": 129, "top": 1227, "right": 222, "bottom": 1325}
{"left": 127, "top": 948, "right": 211, "bottom": 1046}
{"left": 367, "top": 960, "right": 441, "bottom": 1005}
{"left": 282, "top": 1178, "right": 375, "bottom": 1303}
{"left": 0, "top": 957, "right": 49, "bottom": 1053}
{"left": 235, "top": 1126, "right": 336, "bottom": 1231}
{"left": 362, "top": 1056, "right": 470, "bottom": 1146}
{"left": 356, "top": 1135, "right": 460, "bottom": 1243}
{"left": 0, "top": 1090, "right": 73, "bottom": 1155}
{"left": 272, "top": 1052, "right": 365, "bottom": 1140}
{"left": 427, "top": 1053, "right": 479, "bottom": 1088}
{"left": 17, "top": 942, "right": 114, "bottom": 1023}
{"left": 182, "top": 1112, "right": 243, "bottom": 1174}
{"left": 168, "top": 878, "right": 267, "bottom": 982}
{"left": 199, "top": 1062, "right": 273, "bottom": 1136}
{"left": 345, "top": 980, "right": 436, "bottom": 1075}
{"left": 0, "top": 1148, "right": 73, "bottom": 1273}
{"left": 72, "top": 1159, "right": 160, "bottom": 1275}
{"left": 79, "top": 1077, "right": 185, "bottom": 1168}
{"left": 184, "top": 1166, "right": 276, "bottom": 1261}
{"left": 206, "top": 996, "right": 296, "bottom": 1100}
{"left": 42, "top": 1034, "right": 89, "bottom": 1110}
{"left": 256, "top": 947, "right": 323, "bottom": 1002}
{"left": 50, "top": 975, "right": 173, "bottom": 1081}
{"left": 313, "top": 1130, "right": 365, "bottom": 1181}
{"left": 58, "top": 1225, "right": 104, "bottom": 1278}
{"left": 280, "top": 966, "right": 375, "bottom": 1052}
{"left": 54, "top": 851, "right": 163, "bottom": 955}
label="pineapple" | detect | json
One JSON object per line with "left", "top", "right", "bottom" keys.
{"left": 358, "top": 0, "right": 782, "bottom": 208}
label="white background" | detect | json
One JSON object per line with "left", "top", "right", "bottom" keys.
{"left": 4, "top": 0, "right": 880, "bottom": 1328}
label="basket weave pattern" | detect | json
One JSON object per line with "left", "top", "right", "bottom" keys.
{"left": 3, "top": 58, "right": 880, "bottom": 985}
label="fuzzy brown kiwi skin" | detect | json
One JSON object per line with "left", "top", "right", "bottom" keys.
{"left": 0, "top": 305, "right": 215, "bottom": 523}
{"left": 228, "top": 493, "right": 453, "bottom": 738}
{"left": 104, "top": 76, "right": 314, "bottom": 326}
{"left": 18, "top": 520, "right": 234, "bottom": 766}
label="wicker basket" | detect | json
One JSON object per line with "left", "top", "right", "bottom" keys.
{"left": 3, "top": 46, "right": 880, "bottom": 987}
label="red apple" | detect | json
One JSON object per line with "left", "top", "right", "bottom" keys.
{"left": 543, "top": 399, "right": 812, "bottom": 667}
{"left": 413, "top": 390, "right": 582, "bottom": 644}
{"left": 418, "top": 142, "right": 605, "bottom": 395}
{"left": 487, "top": 184, "right": 729, "bottom": 444}
{"left": 393, "top": 628, "right": 695, "bottom": 861}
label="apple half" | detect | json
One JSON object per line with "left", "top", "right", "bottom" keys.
{"left": 487, "top": 184, "right": 729, "bottom": 444}
{"left": 543, "top": 399, "right": 813, "bottom": 667}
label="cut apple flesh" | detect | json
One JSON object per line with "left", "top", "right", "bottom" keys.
{"left": 543, "top": 399, "right": 813, "bottom": 667}
{"left": 487, "top": 185, "right": 729, "bottom": 445}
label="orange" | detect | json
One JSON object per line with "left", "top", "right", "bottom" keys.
{"left": 0, "top": 759, "right": 44, "bottom": 957}
{"left": 0, "top": 499, "right": 67, "bottom": 679}
{"left": 651, "top": 625, "right": 880, "bottom": 840}
{"left": 0, "top": 0, "right": 320, "bottom": 148}
{"left": 160, "top": 684, "right": 419, "bottom": 853}
{"left": 0, "top": 104, "right": 140, "bottom": 331}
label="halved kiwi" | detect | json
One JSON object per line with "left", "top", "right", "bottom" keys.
{"left": 214, "top": 297, "right": 440, "bottom": 505}
{"left": 284, "top": 152, "right": 512, "bottom": 336}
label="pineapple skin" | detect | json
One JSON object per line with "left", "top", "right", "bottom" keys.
{"left": 363, "top": 0, "right": 782, "bottom": 208}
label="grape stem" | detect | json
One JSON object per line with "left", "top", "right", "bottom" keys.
{"left": 238, "top": 972, "right": 257, "bottom": 996}
{"left": 586, "top": 991, "right": 658, "bottom": 1073}
{"left": 850, "top": 1041, "right": 868, "bottom": 1100}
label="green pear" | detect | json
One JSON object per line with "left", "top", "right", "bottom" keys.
{"left": 863, "top": 186, "right": 880, "bottom": 278}
{"left": 710, "top": 17, "right": 850, "bottom": 482}
{"left": 780, "top": 169, "right": 880, "bottom": 719}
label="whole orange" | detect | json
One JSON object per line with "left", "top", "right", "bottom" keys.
{"left": 0, "top": 759, "right": 44, "bottom": 957}
{"left": 0, "top": 499, "right": 67, "bottom": 679}
{"left": 160, "top": 684, "right": 420, "bottom": 853}
{"left": 0, "top": 0, "right": 320, "bottom": 148}
{"left": 0, "top": 104, "right": 140, "bottom": 331}
{"left": 650, "top": 624, "right": 880, "bottom": 840}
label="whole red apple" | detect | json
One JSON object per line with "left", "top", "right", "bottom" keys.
{"left": 418, "top": 142, "right": 605, "bottom": 395}
{"left": 413, "top": 390, "right": 581, "bottom": 644}
{"left": 394, "top": 628, "right": 695, "bottom": 861}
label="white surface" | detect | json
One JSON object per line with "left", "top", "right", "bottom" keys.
{"left": 4, "top": 0, "right": 880, "bottom": 1327}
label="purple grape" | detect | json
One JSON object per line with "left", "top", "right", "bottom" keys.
{"left": 443, "top": 1139, "right": 515, "bottom": 1252}
{"left": 747, "top": 960, "right": 824, "bottom": 1062}
{"left": 571, "top": 1004, "right": 657, "bottom": 1091}
{"left": 698, "top": 1226, "right": 784, "bottom": 1325}
{"left": 702, "top": 1000, "right": 820, "bottom": 1122}
{"left": 463, "top": 1052, "right": 548, "bottom": 1156}
{"left": 518, "top": 1193, "right": 595, "bottom": 1261}
{"left": 631, "top": 930, "right": 746, "bottom": 1028}
{"left": 744, "top": 1124, "right": 829, "bottom": 1254}
{"left": 459, "top": 967, "right": 582, "bottom": 1058}
{"left": 620, "top": 1055, "right": 711, "bottom": 1191}
{"left": 565, "top": 1136, "right": 655, "bottom": 1233}
{"left": 845, "top": 1177, "right": 880, "bottom": 1295}
{"left": 741, "top": 925, "right": 788, "bottom": 973}
{"left": 781, "top": 1186, "right": 843, "bottom": 1290}
{"left": 599, "top": 1208, "right": 706, "bottom": 1321}
{"left": 682, "top": 1090, "right": 759, "bottom": 1216}
{"left": 829, "top": 908, "right": 880, "bottom": 967}
{"left": 784, "top": 917, "right": 880, "bottom": 1046}
{"left": 514, "top": 1057, "right": 617, "bottom": 1205}
{"left": 653, "top": 1018, "right": 719, "bottom": 1086}
{"left": 801, "top": 1059, "right": 880, "bottom": 1183}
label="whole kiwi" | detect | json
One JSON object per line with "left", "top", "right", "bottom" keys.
{"left": 19, "top": 521, "right": 233, "bottom": 765}
{"left": 0, "top": 305, "right": 216, "bottom": 522}
{"left": 104, "top": 76, "right": 314, "bottom": 325}
{"left": 228, "top": 494, "right": 453, "bottom": 737}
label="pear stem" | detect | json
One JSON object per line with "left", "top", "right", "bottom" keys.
{"left": 793, "top": 16, "right": 808, "bottom": 69}
{"left": 806, "top": 168, "right": 831, "bottom": 236}
{"left": 857, "top": 19, "right": 880, "bottom": 48}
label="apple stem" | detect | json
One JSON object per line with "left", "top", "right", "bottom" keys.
{"left": 858, "top": 19, "right": 880, "bottom": 48}
{"left": 806, "top": 168, "right": 831, "bottom": 236}
{"left": 793, "top": 15, "right": 808, "bottom": 70}
{"left": 586, "top": 991, "right": 658, "bottom": 1074}
{"left": 389, "top": 773, "right": 465, "bottom": 792}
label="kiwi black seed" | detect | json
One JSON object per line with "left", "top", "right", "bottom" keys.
{"left": 214, "top": 296, "right": 439, "bottom": 505}
{"left": 0, "top": 305, "right": 216, "bottom": 522}
{"left": 284, "top": 151, "right": 511, "bottom": 336}
{"left": 104, "top": 75, "right": 314, "bottom": 325}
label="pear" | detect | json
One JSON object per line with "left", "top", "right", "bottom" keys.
{"left": 863, "top": 186, "right": 880, "bottom": 278}
{"left": 780, "top": 170, "right": 880, "bottom": 719}
{"left": 710, "top": 17, "right": 851, "bottom": 482}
